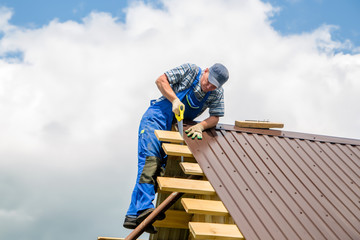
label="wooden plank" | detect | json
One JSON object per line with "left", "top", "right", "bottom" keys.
{"left": 235, "top": 120, "right": 284, "bottom": 129}
{"left": 180, "top": 162, "right": 204, "bottom": 176}
{"left": 189, "top": 222, "right": 244, "bottom": 240}
{"left": 181, "top": 198, "right": 229, "bottom": 216}
{"left": 153, "top": 210, "right": 191, "bottom": 229}
{"left": 157, "top": 177, "right": 216, "bottom": 195}
{"left": 154, "top": 130, "right": 184, "bottom": 144}
{"left": 162, "top": 143, "right": 193, "bottom": 157}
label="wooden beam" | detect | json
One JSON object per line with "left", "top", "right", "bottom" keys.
{"left": 235, "top": 120, "right": 284, "bottom": 129}
{"left": 180, "top": 162, "right": 204, "bottom": 176}
{"left": 153, "top": 210, "right": 191, "bottom": 229}
{"left": 189, "top": 222, "right": 244, "bottom": 240}
{"left": 162, "top": 143, "right": 193, "bottom": 157}
{"left": 181, "top": 198, "right": 229, "bottom": 216}
{"left": 157, "top": 177, "right": 215, "bottom": 195}
{"left": 154, "top": 130, "right": 184, "bottom": 144}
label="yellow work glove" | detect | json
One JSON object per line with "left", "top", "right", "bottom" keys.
{"left": 172, "top": 98, "right": 185, "bottom": 116}
{"left": 185, "top": 123, "right": 204, "bottom": 140}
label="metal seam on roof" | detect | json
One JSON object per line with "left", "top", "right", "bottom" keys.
{"left": 218, "top": 130, "right": 277, "bottom": 238}
{"left": 237, "top": 132, "right": 295, "bottom": 238}
{"left": 245, "top": 132, "right": 322, "bottom": 239}
{"left": 274, "top": 136, "right": 345, "bottom": 238}
{"left": 204, "top": 129, "right": 266, "bottom": 240}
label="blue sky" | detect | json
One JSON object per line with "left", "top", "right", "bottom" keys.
{"left": 0, "top": 0, "right": 129, "bottom": 25}
{"left": 265, "top": 0, "right": 360, "bottom": 47}
{"left": 1, "top": 0, "right": 359, "bottom": 47}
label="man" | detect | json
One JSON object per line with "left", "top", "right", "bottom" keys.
{"left": 124, "top": 63, "right": 229, "bottom": 233}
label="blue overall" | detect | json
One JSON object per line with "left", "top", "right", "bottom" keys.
{"left": 126, "top": 68, "right": 211, "bottom": 217}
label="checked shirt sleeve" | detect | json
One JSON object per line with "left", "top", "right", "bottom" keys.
{"left": 164, "top": 63, "right": 199, "bottom": 94}
{"left": 208, "top": 88, "right": 225, "bottom": 117}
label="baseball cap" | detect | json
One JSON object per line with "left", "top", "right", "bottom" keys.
{"left": 208, "top": 63, "right": 229, "bottom": 88}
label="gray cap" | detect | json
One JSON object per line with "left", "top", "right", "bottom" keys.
{"left": 208, "top": 63, "right": 229, "bottom": 88}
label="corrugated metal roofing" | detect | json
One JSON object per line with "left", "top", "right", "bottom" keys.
{"left": 184, "top": 123, "right": 360, "bottom": 240}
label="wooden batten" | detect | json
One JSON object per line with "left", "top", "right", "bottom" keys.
{"left": 235, "top": 120, "right": 284, "bottom": 129}
{"left": 153, "top": 210, "right": 191, "bottom": 229}
{"left": 189, "top": 222, "right": 244, "bottom": 240}
{"left": 154, "top": 130, "right": 184, "bottom": 144}
{"left": 181, "top": 198, "right": 229, "bottom": 216}
{"left": 180, "top": 162, "right": 204, "bottom": 176}
{"left": 162, "top": 143, "right": 193, "bottom": 158}
{"left": 157, "top": 177, "right": 215, "bottom": 195}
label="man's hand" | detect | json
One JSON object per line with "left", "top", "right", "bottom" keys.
{"left": 172, "top": 98, "right": 185, "bottom": 116}
{"left": 185, "top": 123, "right": 204, "bottom": 140}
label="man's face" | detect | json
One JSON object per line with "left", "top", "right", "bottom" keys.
{"left": 201, "top": 68, "right": 217, "bottom": 92}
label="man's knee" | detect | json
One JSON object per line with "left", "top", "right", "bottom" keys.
{"left": 139, "top": 156, "right": 165, "bottom": 185}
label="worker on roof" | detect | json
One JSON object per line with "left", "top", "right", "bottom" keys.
{"left": 124, "top": 63, "right": 229, "bottom": 233}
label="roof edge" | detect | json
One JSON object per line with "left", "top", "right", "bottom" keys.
{"left": 214, "top": 123, "right": 360, "bottom": 146}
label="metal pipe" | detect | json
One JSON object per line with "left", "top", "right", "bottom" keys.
{"left": 98, "top": 237, "right": 124, "bottom": 240}
{"left": 125, "top": 175, "right": 201, "bottom": 240}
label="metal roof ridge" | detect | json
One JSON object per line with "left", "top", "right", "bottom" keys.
{"left": 213, "top": 123, "right": 360, "bottom": 146}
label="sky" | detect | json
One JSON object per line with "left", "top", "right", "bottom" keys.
{"left": 0, "top": 0, "right": 359, "bottom": 239}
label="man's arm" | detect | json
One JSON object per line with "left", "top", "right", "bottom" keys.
{"left": 200, "top": 115, "right": 219, "bottom": 130}
{"left": 155, "top": 74, "right": 177, "bottom": 103}
{"left": 155, "top": 74, "right": 184, "bottom": 116}
{"left": 185, "top": 116, "right": 219, "bottom": 140}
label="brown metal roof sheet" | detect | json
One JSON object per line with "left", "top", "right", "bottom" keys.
{"left": 184, "top": 123, "right": 360, "bottom": 240}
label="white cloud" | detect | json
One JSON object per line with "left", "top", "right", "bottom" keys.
{"left": 0, "top": 0, "right": 359, "bottom": 239}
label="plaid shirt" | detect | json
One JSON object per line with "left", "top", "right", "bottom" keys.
{"left": 159, "top": 63, "right": 224, "bottom": 117}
